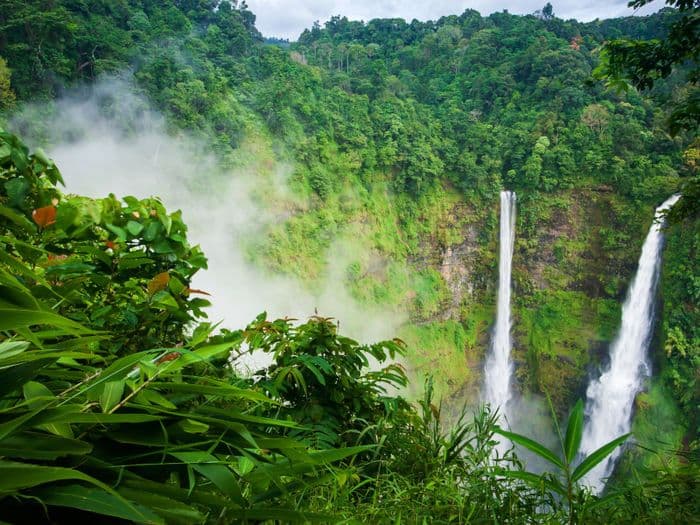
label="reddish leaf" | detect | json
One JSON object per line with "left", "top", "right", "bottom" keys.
{"left": 185, "top": 288, "right": 211, "bottom": 296}
{"left": 32, "top": 206, "right": 57, "bottom": 228}
{"left": 147, "top": 272, "right": 170, "bottom": 296}
{"left": 155, "top": 351, "right": 181, "bottom": 364}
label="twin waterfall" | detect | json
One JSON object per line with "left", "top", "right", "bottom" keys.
{"left": 578, "top": 194, "right": 680, "bottom": 493}
{"left": 482, "top": 191, "right": 677, "bottom": 488}
{"left": 483, "top": 190, "right": 516, "bottom": 452}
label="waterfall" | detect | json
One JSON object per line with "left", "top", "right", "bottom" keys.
{"left": 484, "top": 190, "right": 516, "bottom": 451}
{"left": 579, "top": 194, "right": 680, "bottom": 493}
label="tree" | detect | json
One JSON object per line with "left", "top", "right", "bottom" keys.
{"left": 543, "top": 2, "right": 555, "bottom": 20}
{"left": 594, "top": 0, "right": 698, "bottom": 136}
{"left": 0, "top": 57, "right": 15, "bottom": 109}
{"left": 595, "top": 1, "right": 698, "bottom": 222}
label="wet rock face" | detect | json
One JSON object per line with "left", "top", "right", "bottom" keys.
{"left": 438, "top": 225, "right": 479, "bottom": 320}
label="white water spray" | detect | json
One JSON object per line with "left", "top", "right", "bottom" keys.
{"left": 484, "top": 191, "right": 516, "bottom": 451}
{"left": 579, "top": 194, "right": 680, "bottom": 493}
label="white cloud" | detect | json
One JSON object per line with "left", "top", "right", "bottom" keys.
{"left": 10, "top": 78, "right": 406, "bottom": 347}
{"left": 246, "top": 0, "right": 662, "bottom": 39}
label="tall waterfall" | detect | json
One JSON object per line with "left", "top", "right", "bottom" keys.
{"left": 484, "top": 191, "right": 517, "bottom": 448}
{"left": 579, "top": 194, "right": 680, "bottom": 493}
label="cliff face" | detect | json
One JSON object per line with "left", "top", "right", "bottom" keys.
{"left": 400, "top": 186, "right": 653, "bottom": 413}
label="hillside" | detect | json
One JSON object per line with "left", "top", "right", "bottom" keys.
{"left": 0, "top": 2, "right": 698, "bottom": 521}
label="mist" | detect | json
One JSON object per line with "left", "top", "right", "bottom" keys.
{"left": 9, "top": 78, "right": 405, "bottom": 357}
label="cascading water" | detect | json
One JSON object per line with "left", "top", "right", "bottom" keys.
{"left": 483, "top": 190, "right": 516, "bottom": 452}
{"left": 579, "top": 194, "right": 680, "bottom": 493}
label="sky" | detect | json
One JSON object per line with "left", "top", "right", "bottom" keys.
{"left": 245, "top": 0, "right": 662, "bottom": 40}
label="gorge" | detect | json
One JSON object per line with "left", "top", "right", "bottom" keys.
{"left": 0, "top": 1, "right": 697, "bottom": 522}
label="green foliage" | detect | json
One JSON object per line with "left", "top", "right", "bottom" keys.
{"left": 243, "top": 313, "right": 408, "bottom": 448}
{"left": 0, "top": 0, "right": 697, "bottom": 519}
{"left": 496, "top": 398, "right": 630, "bottom": 524}
{"left": 660, "top": 207, "right": 700, "bottom": 437}
{"left": 0, "top": 57, "right": 15, "bottom": 110}
{"left": 0, "top": 130, "right": 388, "bottom": 523}
{"left": 593, "top": 0, "right": 699, "bottom": 136}
{"left": 0, "top": 130, "right": 208, "bottom": 354}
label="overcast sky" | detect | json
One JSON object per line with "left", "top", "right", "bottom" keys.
{"left": 245, "top": 0, "right": 662, "bottom": 40}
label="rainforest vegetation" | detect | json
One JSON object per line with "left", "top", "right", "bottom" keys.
{"left": 0, "top": 0, "right": 697, "bottom": 522}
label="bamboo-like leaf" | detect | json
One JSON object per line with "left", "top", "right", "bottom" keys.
{"left": 170, "top": 451, "right": 245, "bottom": 505}
{"left": 564, "top": 399, "right": 584, "bottom": 464}
{"left": 241, "top": 507, "right": 335, "bottom": 522}
{"left": 247, "top": 445, "right": 373, "bottom": 486}
{"left": 0, "top": 431, "right": 92, "bottom": 460}
{"left": 0, "top": 460, "right": 140, "bottom": 518}
{"left": 99, "top": 380, "right": 125, "bottom": 413}
{"left": 0, "top": 404, "right": 55, "bottom": 441}
{"left": 0, "top": 308, "right": 92, "bottom": 335}
{"left": 135, "top": 388, "right": 177, "bottom": 409}
{"left": 0, "top": 340, "right": 30, "bottom": 360}
{"left": 572, "top": 433, "right": 630, "bottom": 483}
{"left": 0, "top": 358, "right": 56, "bottom": 397}
{"left": 70, "top": 351, "right": 156, "bottom": 401}
{"left": 197, "top": 406, "right": 300, "bottom": 429}
{"left": 118, "top": 486, "right": 204, "bottom": 525}
{"left": 23, "top": 381, "right": 73, "bottom": 437}
{"left": 150, "top": 381, "right": 274, "bottom": 403}
{"left": 494, "top": 468, "right": 566, "bottom": 496}
{"left": 121, "top": 478, "right": 231, "bottom": 512}
{"left": 35, "top": 484, "right": 163, "bottom": 524}
{"left": 494, "top": 427, "right": 564, "bottom": 470}
{"left": 158, "top": 343, "right": 236, "bottom": 372}
{"left": 41, "top": 411, "right": 162, "bottom": 425}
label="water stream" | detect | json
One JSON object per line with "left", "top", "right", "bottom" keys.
{"left": 483, "top": 190, "right": 517, "bottom": 454}
{"left": 579, "top": 194, "right": 680, "bottom": 493}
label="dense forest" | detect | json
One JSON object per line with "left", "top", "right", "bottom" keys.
{"left": 0, "top": 0, "right": 697, "bottom": 523}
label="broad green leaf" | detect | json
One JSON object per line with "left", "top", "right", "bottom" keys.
{"left": 0, "top": 340, "right": 30, "bottom": 360}
{"left": 0, "top": 431, "right": 91, "bottom": 460}
{"left": 0, "top": 308, "right": 91, "bottom": 335}
{"left": 178, "top": 418, "right": 210, "bottom": 434}
{"left": 150, "top": 381, "right": 273, "bottom": 404}
{"left": 247, "top": 446, "right": 373, "bottom": 485}
{"left": 0, "top": 461, "right": 132, "bottom": 506}
{"left": 36, "top": 485, "right": 163, "bottom": 524}
{"left": 159, "top": 343, "right": 236, "bottom": 372}
{"left": 69, "top": 351, "right": 156, "bottom": 402}
{"left": 0, "top": 404, "right": 55, "bottom": 441}
{"left": 23, "top": 381, "right": 56, "bottom": 406}
{"left": 241, "top": 507, "right": 335, "bottom": 522}
{"left": 135, "top": 388, "right": 177, "bottom": 409}
{"left": 23, "top": 382, "right": 73, "bottom": 438}
{"left": 105, "top": 223, "right": 127, "bottom": 242}
{"left": 494, "top": 468, "right": 566, "bottom": 496}
{"left": 197, "top": 406, "right": 300, "bottom": 429}
{"left": 494, "top": 428, "right": 564, "bottom": 470}
{"left": 170, "top": 451, "right": 245, "bottom": 505}
{"left": 118, "top": 487, "right": 204, "bottom": 525}
{"left": 138, "top": 408, "right": 258, "bottom": 448}
{"left": 564, "top": 399, "right": 584, "bottom": 464}
{"left": 0, "top": 348, "right": 94, "bottom": 367}
{"left": 0, "top": 204, "right": 36, "bottom": 233}
{"left": 572, "top": 433, "right": 630, "bottom": 483}
{"left": 41, "top": 412, "right": 162, "bottom": 425}
{"left": 126, "top": 220, "right": 144, "bottom": 235}
{"left": 99, "top": 380, "right": 125, "bottom": 413}
{"left": 0, "top": 358, "right": 56, "bottom": 397}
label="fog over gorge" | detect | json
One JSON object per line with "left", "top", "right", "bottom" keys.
{"left": 11, "top": 78, "right": 405, "bottom": 350}
{"left": 0, "top": 1, "right": 696, "bottom": 521}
